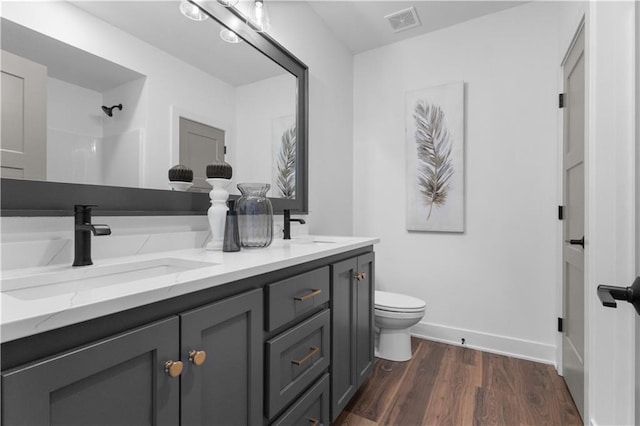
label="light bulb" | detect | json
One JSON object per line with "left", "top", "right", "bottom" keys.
{"left": 217, "top": 0, "right": 239, "bottom": 6}
{"left": 247, "top": 0, "right": 270, "bottom": 32}
{"left": 179, "top": 0, "right": 208, "bottom": 21}
{"left": 220, "top": 28, "right": 242, "bottom": 44}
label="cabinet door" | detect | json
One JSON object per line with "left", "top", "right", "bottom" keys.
{"left": 2, "top": 317, "right": 180, "bottom": 426}
{"left": 180, "top": 288, "right": 263, "bottom": 426}
{"left": 1, "top": 50, "right": 47, "bottom": 180}
{"left": 331, "top": 257, "right": 358, "bottom": 420}
{"left": 330, "top": 253, "right": 375, "bottom": 421}
{"left": 356, "top": 252, "right": 375, "bottom": 386}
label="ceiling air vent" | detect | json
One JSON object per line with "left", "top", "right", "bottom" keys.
{"left": 384, "top": 7, "right": 421, "bottom": 33}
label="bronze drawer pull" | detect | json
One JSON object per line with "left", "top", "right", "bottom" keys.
{"left": 307, "top": 417, "right": 320, "bottom": 426}
{"left": 294, "top": 289, "right": 322, "bottom": 302}
{"left": 354, "top": 272, "right": 366, "bottom": 281}
{"left": 291, "top": 346, "right": 319, "bottom": 366}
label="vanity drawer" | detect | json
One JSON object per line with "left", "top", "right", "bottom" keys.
{"left": 266, "top": 267, "right": 330, "bottom": 331}
{"left": 271, "top": 373, "right": 330, "bottom": 426}
{"left": 266, "top": 309, "right": 330, "bottom": 418}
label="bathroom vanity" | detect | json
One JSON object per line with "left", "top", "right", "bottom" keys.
{"left": 0, "top": 2, "right": 372, "bottom": 423}
{"left": 0, "top": 237, "right": 377, "bottom": 425}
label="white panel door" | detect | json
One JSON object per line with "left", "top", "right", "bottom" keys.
{"left": 562, "top": 26, "right": 585, "bottom": 419}
{"left": 1, "top": 50, "right": 47, "bottom": 180}
{"left": 179, "top": 117, "right": 225, "bottom": 192}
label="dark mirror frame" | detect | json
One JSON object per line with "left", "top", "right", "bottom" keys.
{"left": 0, "top": 1, "right": 308, "bottom": 217}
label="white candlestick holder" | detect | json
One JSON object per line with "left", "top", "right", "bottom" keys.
{"left": 206, "top": 178, "right": 231, "bottom": 251}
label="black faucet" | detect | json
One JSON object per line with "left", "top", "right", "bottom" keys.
{"left": 73, "top": 205, "right": 111, "bottom": 267}
{"left": 283, "top": 209, "right": 306, "bottom": 240}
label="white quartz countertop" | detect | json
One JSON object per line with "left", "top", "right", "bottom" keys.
{"left": 1, "top": 236, "right": 378, "bottom": 343}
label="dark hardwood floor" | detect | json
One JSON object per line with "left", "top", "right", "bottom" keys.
{"left": 334, "top": 338, "right": 582, "bottom": 426}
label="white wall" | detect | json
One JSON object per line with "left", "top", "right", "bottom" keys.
{"left": 46, "top": 78, "right": 103, "bottom": 184}
{"left": 267, "top": 1, "right": 354, "bottom": 234}
{"left": 47, "top": 78, "right": 104, "bottom": 138}
{"left": 101, "top": 79, "right": 147, "bottom": 187}
{"left": 235, "top": 73, "right": 297, "bottom": 197}
{"left": 45, "top": 77, "right": 145, "bottom": 187}
{"left": 353, "top": 2, "right": 560, "bottom": 362}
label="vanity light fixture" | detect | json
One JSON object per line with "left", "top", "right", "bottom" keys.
{"left": 247, "top": 0, "right": 270, "bottom": 33}
{"left": 179, "top": 0, "right": 208, "bottom": 21}
{"left": 220, "top": 28, "right": 242, "bottom": 43}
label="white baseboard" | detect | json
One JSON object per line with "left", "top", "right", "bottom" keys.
{"left": 411, "top": 321, "right": 556, "bottom": 366}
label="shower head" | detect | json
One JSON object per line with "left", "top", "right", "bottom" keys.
{"left": 101, "top": 104, "right": 123, "bottom": 117}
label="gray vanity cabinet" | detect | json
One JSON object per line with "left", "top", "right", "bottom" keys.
{"left": 330, "top": 252, "right": 375, "bottom": 421}
{"left": 1, "top": 247, "right": 376, "bottom": 425}
{"left": 1, "top": 317, "right": 180, "bottom": 426}
{"left": 180, "top": 288, "right": 263, "bottom": 426}
{"left": 1, "top": 289, "right": 263, "bottom": 426}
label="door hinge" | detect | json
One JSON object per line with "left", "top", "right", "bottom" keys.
{"left": 559, "top": 93, "right": 565, "bottom": 108}
{"left": 224, "top": 145, "right": 227, "bottom": 155}
{"left": 558, "top": 205, "right": 564, "bottom": 220}
{"left": 557, "top": 317, "right": 564, "bottom": 332}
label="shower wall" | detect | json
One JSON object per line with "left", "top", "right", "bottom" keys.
{"left": 46, "top": 77, "right": 143, "bottom": 187}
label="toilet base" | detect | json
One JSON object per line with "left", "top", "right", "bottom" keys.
{"left": 375, "top": 327, "right": 412, "bottom": 362}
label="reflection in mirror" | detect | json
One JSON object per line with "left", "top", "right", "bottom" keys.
{"left": 0, "top": 1, "right": 297, "bottom": 199}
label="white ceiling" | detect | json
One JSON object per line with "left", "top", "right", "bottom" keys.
{"left": 71, "top": 1, "right": 529, "bottom": 73}
{"left": 15, "top": 0, "right": 530, "bottom": 90}
{"left": 70, "top": 1, "right": 288, "bottom": 87}
{"left": 1, "top": 18, "right": 144, "bottom": 92}
{"left": 307, "top": 1, "right": 527, "bottom": 54}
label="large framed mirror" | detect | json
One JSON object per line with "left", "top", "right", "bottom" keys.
{"left": 0, "top": 0, "right": 308, "bottom": 216}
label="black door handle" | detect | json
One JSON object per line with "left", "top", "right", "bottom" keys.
{"left": 597, "top": 277, "right": 640, "bottom": 315}
{"left": 565, "top": 236, "right": 585, "bottom": 247}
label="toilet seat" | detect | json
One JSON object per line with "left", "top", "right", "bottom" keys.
{"left": 374, "top": 308, "right": 425, "bottom": 320}
{"left": 374, "top": 291, "right": 426, "bottom": 362}
{"left": 375, "top": 291, "right": 426, "bottom": 313}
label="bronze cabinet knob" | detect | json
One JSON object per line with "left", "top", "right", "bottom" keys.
{"left": 189, "top": 350, "right": 207, "bottom": 366}
{"left": 165, "top": 360, "right": 184, "bottom": 377}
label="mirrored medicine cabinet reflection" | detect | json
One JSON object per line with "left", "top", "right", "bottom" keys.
{"left": 0, "top": 0, "right": 308, "bottom": 216}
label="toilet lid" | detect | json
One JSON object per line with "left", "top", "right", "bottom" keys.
{"left": 375, "top": 291, "right": 426, "bottom": 312}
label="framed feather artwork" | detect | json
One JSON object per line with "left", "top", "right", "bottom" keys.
{"left": 272, "top": 115, "right": 296, "bottom": 199}
{"left": 406, "top": 82, "right": 464, "bottom": 232}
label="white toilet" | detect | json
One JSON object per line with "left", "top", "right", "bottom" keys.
{"left": 374, "top": 291, "right": 426, "bottom": 362}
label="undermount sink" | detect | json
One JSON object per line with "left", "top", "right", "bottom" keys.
{"left": 1, "top": 258, "right": 218, "bottom": 294}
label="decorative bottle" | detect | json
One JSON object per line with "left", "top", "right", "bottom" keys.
{"left": 236, "top": 183, "right": 273, "bottom": 248}
{"left": 223, "top": 199, "right": 241, "bottom": 252}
